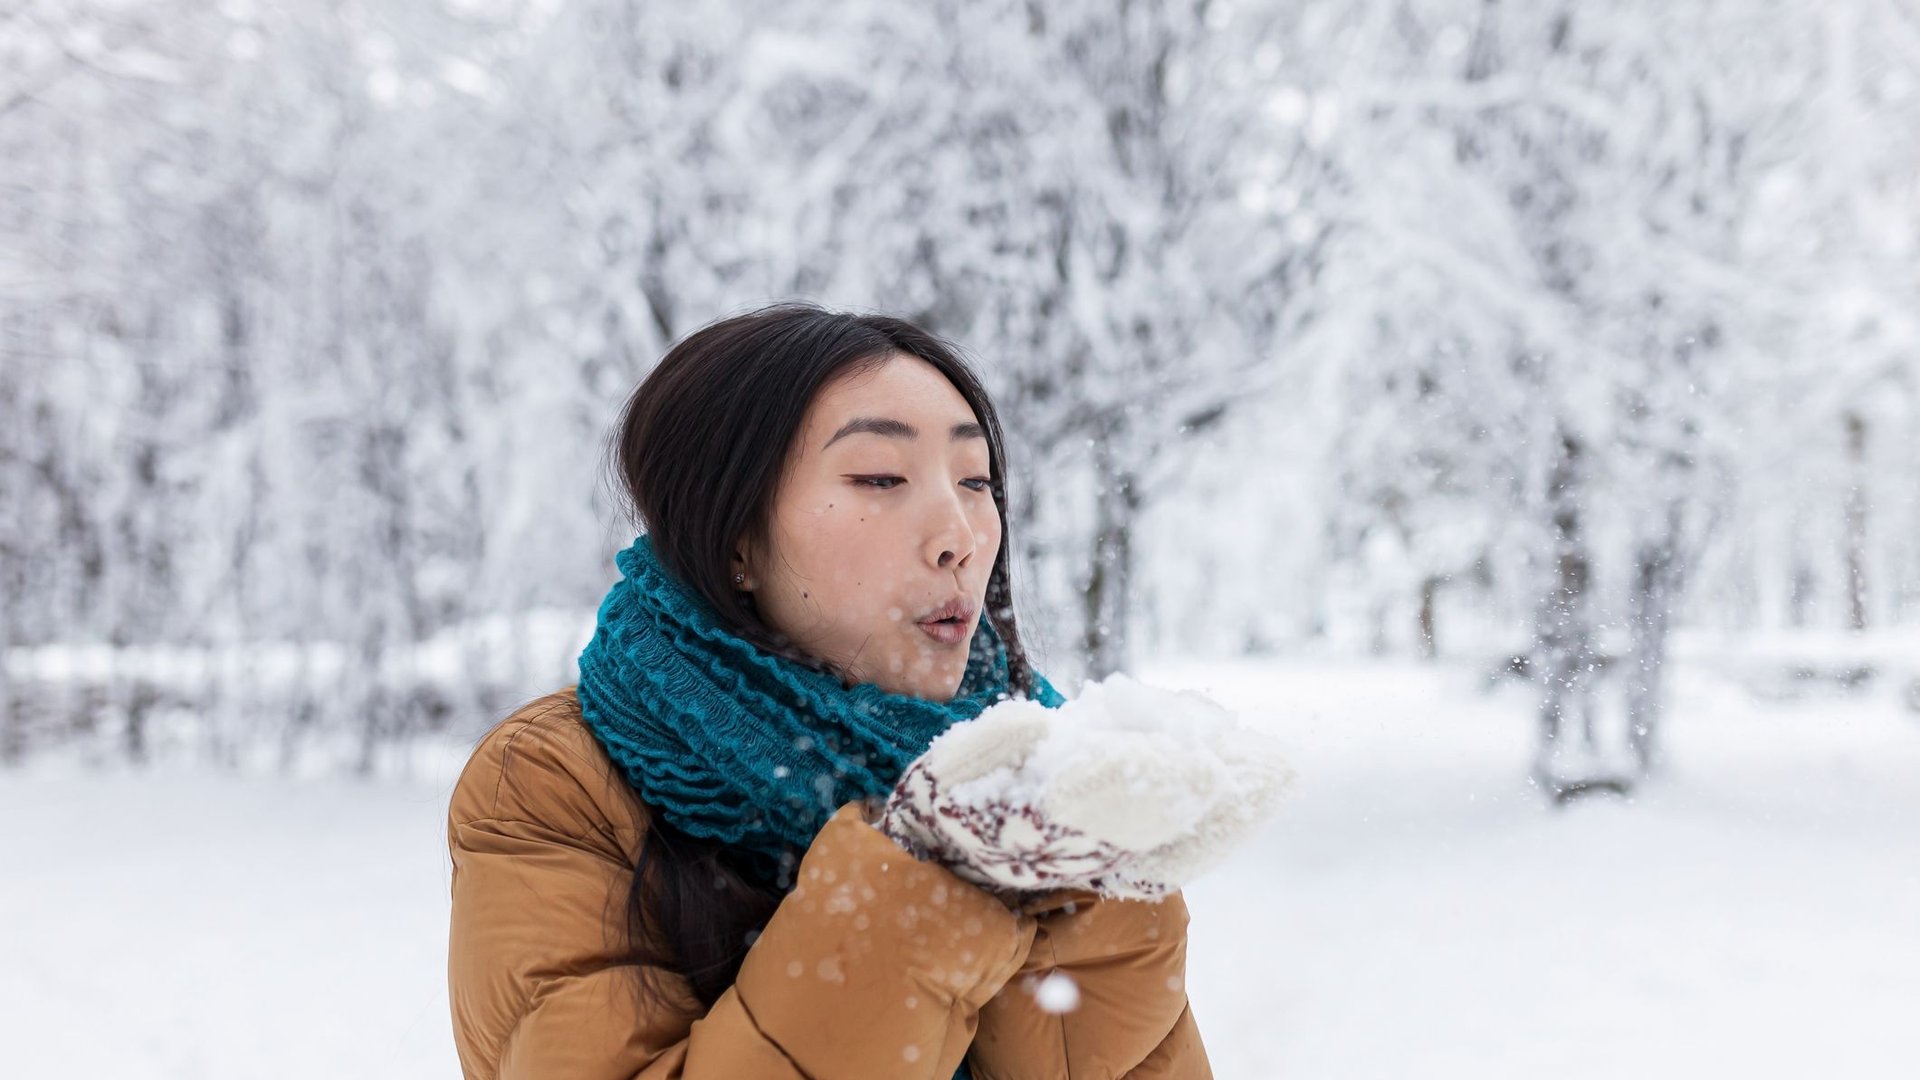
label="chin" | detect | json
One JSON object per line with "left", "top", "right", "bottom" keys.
{"left": 933, "top": 669, "right": 968, "bottom": 701}
{"left": 901, "top": 671, "right": 964, "bottom": 703}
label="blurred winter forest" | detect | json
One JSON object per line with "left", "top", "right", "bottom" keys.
{"left": 3, "top": 0, "right": 1918, "bottom": 793}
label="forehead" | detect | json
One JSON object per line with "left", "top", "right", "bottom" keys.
{"left": 804, "top": 353, "right": 976, "bottom": 432}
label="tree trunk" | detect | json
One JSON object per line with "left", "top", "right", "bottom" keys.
{"left": 1534, "top": 431, "right": 1591, "bottom": 773}
{"left": 0, "top": 627, "right": 15, "bottom": 766}
{"left": 1843, "top": 410, "right": 1869, "bottom": 631}
{"left": 1788, "top": 549, "right": 1815, "bottom": 629}
{"left": 1531, "top": 428, "right": 1628, "bottom": 803}
{"left": 1417, "top": 575, "right": 1440, "bottom": 660}
{"left": 1626, "top": 514, "right": 1681, "bottom": 776}
{"left": 1082, "top": 431, "right": 1141, "bottom": 681}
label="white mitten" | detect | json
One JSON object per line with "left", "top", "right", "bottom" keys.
{"left": 877, "top": 696, "right": 1133, "bottom": 898}
{"left": 877, "top": 673, "right": 1294, "bottom": 902}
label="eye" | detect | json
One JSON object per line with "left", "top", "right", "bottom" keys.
{"left": 849, "top": 475, "right": 904, "bottom": 489}
{"left": 962, "top": 477, "right": 992, "bottom": 492}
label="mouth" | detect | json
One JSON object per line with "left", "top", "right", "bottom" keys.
{"left": 915, "top": 598, "right": 976, "bottom": 646}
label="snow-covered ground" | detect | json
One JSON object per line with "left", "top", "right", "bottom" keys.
{"left": 3, "top": 656, "right": 1915, "bottom": 1079}
{"left": 1171, "top": 656, "right": 1920, "bottom": 1079}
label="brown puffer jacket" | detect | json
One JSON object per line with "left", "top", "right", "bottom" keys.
{"left": 446, "top": 687, "right": 1212, "bottom": 1079}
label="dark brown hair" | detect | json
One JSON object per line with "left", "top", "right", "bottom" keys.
{"left": 605, "top": 301, "right": 1045, "bottom": 1013}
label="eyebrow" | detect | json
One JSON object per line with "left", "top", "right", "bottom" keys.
{"left": 823, "top": 416, "right": 986, "bottom": 450}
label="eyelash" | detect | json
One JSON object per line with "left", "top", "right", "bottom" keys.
{"left": 851, "top": 475, "right": 992, "bottom": 492}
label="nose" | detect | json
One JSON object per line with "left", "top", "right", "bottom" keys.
{"left": 925, "top": 486, "right": 976, "bottom": 572}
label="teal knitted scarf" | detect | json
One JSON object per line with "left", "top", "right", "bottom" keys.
{"left": 575, "top": 532, "right": 1066, "bottom": 893}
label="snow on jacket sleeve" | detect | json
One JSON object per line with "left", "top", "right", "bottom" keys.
{"left": 968, "top": 886, "right": 1213, "bottom": 1079}
{"left": 446, "top": 690, "right": 1039, "bottom": 1080}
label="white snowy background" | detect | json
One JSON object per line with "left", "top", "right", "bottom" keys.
{"left": 3, "top": 0, "right": 1918, "bottom": 1077}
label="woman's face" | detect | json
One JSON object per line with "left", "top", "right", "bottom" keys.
{"left": 734, "top": 352, "right": 1002, "bottom": 702}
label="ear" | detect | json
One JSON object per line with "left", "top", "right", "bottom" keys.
{"left": 730, "top": 540, "right": 756, "bottom": 590}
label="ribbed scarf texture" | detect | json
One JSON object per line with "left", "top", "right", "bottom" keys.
{"left": 576, "top": 533, "right": 1065, "bottom": 1080}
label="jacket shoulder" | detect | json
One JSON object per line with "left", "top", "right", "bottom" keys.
{"left": 447, "top": 686, "right": 649, "bottom": 860}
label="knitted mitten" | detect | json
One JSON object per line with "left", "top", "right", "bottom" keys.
{"left": 876, "top": 697, "right": 1134, "bottom": 900}
{"left": 876, "top": 674, "right": 1294, "bottom": 901}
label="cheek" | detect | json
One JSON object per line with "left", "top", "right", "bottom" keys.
{"left": 773, "top": 501, "right": 887, "bottom": 594}
{"left": 974, "top": 509, "right": 1004, "bottom": 552}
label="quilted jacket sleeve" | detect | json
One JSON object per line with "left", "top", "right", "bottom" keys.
{"left": 967, "top": 887, "right": 1212, "bottom": 1080}
{"left": 447, "top": 703, "right": 1039, "bottom": 1080}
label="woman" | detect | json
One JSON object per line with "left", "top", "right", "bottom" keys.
{"left": 446, "top": 303, "right": 1211, "bottom": 1079}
